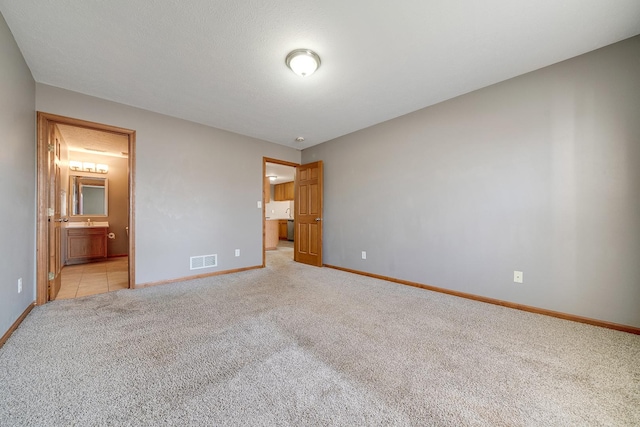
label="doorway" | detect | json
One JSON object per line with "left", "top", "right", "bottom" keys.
{"left": 262, "top": 158, "right": 324, "bottom": 268}
{"left": 36, "top": 112, "right": 136, "bottom": 304}
{"left": 263, "top": 158, "right": 297, "bottom": 266}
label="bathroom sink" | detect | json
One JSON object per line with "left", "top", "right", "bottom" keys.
{"left": 66, "top": 221, "right": 109, "bottom": 228}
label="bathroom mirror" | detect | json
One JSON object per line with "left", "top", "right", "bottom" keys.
{"left": 70, "top": 175, "right": 108, "bottom": 216}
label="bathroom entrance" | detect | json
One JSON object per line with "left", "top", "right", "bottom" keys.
{"left": 36, "top": 113, "right": 136, "bottom": 304}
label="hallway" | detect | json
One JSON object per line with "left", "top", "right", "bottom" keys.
{"left": 55, "top": 257, "right": 128, "bottom": 300}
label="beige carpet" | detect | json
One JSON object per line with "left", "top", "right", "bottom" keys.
{"left": 1, "top": 246, "right": 639, "bottom": 426}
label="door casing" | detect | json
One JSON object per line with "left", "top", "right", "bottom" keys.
{"left": 36, "top": 112, "right": 136, "bottom": 304}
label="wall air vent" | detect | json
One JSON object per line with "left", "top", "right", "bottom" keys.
{"left": 190, "top": 254, "right": 217, "bottom": 270}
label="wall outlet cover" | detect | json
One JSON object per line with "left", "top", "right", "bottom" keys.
{"left": 514, "top": 271, "right": 523, "bottom": 283}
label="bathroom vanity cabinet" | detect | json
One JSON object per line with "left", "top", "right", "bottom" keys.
{"left": 65, "top": 227, "right": 108, "bottom": 265}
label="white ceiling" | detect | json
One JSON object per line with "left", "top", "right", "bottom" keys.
{"left": 265, "top": 163, "right": 295, "bottom": 184}
{"left": 57, "top": 124, "right": 129, "bottom": 158}
{"left": 2, "top": 1, "right": 639, "bottom": 150}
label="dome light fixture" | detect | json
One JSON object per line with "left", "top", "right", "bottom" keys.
{"left": 285, "top": 49, "right": 321, "bottom": 77}
{"left": 295, "top": 137, "right": 305, "bottom": 143}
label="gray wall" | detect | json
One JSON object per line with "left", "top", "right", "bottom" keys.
{"left": 36, "top": 84, "right": 301, "bottom": 285}
{"left": 0, "top": 14, "right": 35, "bottom": 335}
{"left": 303, "top": 36, "right": 640, "bottom": 328}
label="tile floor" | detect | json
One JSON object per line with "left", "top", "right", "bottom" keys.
{"left": 55, "top": 257, "right": 129, "bottom": 300}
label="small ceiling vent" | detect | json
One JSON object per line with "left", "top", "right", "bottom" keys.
{"left": 190, "top": 254, "right": 217, "bottom": 270}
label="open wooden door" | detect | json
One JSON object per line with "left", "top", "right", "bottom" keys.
{"left": 47, "top": 126, "right": 63, "bottom": 300}
{"left": 294, "top": 161, "right": 323, "bottom": 266}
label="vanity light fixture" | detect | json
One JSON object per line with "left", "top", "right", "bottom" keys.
{"left": 69, "top": 160, "right": 108, "bottom": 174}
{"left": 69, "top": 160, "right": 83, "bottom": 171}
{"left": 285, "top": 49, "right": 321, "bottom": 77}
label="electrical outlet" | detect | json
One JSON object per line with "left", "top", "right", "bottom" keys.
{"left": 235, "top": 249, "right": 240, "bottom": 257}
{"left": 18, "top": 278, "right": 22, "bottom": 293}
{"left": 361, "top": 251, "right": 367, "bottom": 260}
{"left": 514, "top": 271, "right": 523, "bottom": 283}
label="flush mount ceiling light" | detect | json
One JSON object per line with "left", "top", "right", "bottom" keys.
{"left": 285, "top": 49, "right": 321, "bottom": 77}
{"left": 295, "top": 137, "right": 305, "bottom": 143}
{"left": 267, "top": 175, "right": 277, "bottom": 181}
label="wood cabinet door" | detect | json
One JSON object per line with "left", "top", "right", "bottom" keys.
{"left": 274, "top": 184, "right": 285, "bottom": 201}
{"left": 285, "top": 182, "right": 295, "bottom": 200}
{"left": 278, "top": 221, "right": 288, "bottom": 239}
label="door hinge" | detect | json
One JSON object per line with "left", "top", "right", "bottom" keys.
{"left": 48, "top": 272, "right": 55, "bottom": 281}
{"left": 48, "top": 143, "right": 55, "bottom": 152}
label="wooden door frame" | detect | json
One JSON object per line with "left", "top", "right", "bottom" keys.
{"left": 262, "top": 157, "right": 299, "bottom": 267}
{"left": 36, "top": 112, "right": 136, "bottom": 304}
